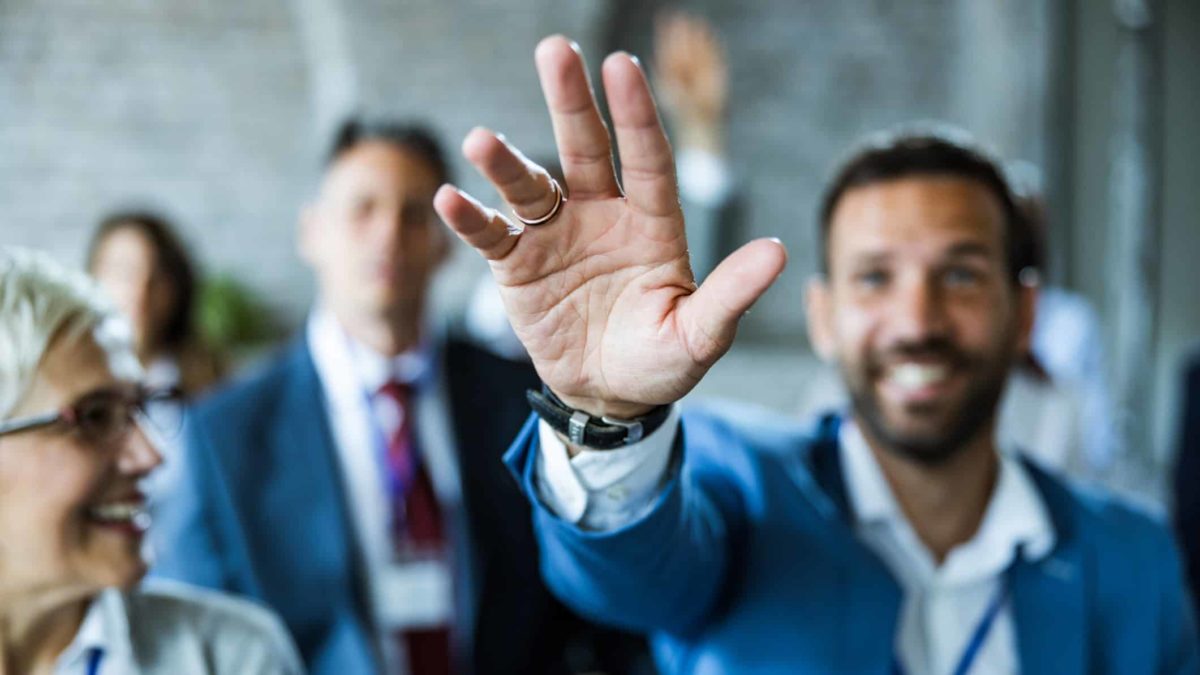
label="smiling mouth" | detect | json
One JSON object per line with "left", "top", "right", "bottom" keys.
{"left": 886, "top": 363, "right": 950, "bottom": 391}
{"left": 87, "top": 500, "right": 151, "bottom": 533}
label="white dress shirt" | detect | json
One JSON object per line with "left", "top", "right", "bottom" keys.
{"left": 53, "top": 580, "right": 301, "bottom": 674}
{"left": 536, "top": 411, "right": 1055, "bottom": 675}
{"left": 307, "top": 308, "right": 461, "bottom": 674}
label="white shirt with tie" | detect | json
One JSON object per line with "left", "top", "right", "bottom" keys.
{"left": 307, "top": 307, "right": 461, "bottom": 675}
{"left": 535, "top": 409, "right": 1056, "bottom": 675}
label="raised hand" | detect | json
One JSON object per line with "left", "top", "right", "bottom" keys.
{"left": 654, "top": 11, "right": 729, "bottom": 154}
{"left": 433, "top": 36, "right": 786, "bottom": 419}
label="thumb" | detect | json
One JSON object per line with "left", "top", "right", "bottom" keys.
{"left": 678, "top": 238, "right": 788, "bottom": 365}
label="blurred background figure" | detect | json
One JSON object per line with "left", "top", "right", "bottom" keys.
{"left": 0, "top": 247, "right": 301, "bottom": 675}
{"left": 87, "top": 211, "right": 227, "bottom": 399}
{"left": 1173, "top": 346, "right": 1200, "bottom": 620}
{"left": 653, "top": 10, "right": 740, "bottom": 281}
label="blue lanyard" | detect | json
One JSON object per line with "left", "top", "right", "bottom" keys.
{"left": 892, "top": 575, "right": 1010, "bottom": 675}
{"left": 85, "top": 648, "right": 104, "bottom": 675}
{"left": 362, "top": 385, "right": 421, "bottom": 505}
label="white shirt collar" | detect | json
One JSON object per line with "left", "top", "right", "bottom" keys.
{"left": 308, "top": 306, "right": 434, "bottom": 395}
{"left": 839, "top": 419, "right": 1056, "bottom": 585}
{"left": 55, "top": 589, "right": 135, "bottom": 674}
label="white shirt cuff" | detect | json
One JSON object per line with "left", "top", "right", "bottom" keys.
{"left": 677, "top": 149, "right": 734, "bottom": 208}
{"left": 535, "top": 405, "right": 681, "bottom": 531}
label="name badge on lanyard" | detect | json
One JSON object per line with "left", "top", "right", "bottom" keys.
{"left": 362, "top": 381, "right": 455, "bottom": 630}
{"left": 377, "top": 558, "right": 455, "bottom": 629}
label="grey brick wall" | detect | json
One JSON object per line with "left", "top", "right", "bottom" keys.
{"left": 0, "top": 0, "right": 1051, "bottom": 337}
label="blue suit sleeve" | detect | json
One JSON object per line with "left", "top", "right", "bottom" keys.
{"left": 504, "top": 413, "right": 747, "bottom": 637}
{"left": 1157, "top": 525, "right": 1200, "bottom": 674}
{"left": 150, "top": 412, "right": 231, "bottom": 590}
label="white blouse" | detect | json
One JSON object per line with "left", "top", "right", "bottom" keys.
{"left": 53, "top": 580, "right": 302, "bottom": 674}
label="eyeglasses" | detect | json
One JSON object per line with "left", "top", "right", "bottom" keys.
{"left": 0, "top": 385, "right": 183, "bottom": 447}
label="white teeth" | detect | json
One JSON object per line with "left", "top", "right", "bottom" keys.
{"left": 88, "top": 502, "right": 147, "bottom": 525}
{"left": 888, "top": 363, "right": 949, "bottom": 391}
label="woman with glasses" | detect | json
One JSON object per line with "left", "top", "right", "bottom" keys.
{"left": 0, "top": 248, "right": 301, "bottom": 674}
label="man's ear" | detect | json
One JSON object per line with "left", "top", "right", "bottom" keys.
{"left": 1014, "top": 272, "right": 1039, "bottom": 355}
{"left": 297, "top": 203, "right": 318, "bottom": 265}
{"left": 431, "top": 221, "right": 452, "bottom": 268}
{"left": 805, "top": 275, "right": 836, "bottom": 362}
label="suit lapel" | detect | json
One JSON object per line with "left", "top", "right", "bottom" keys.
{"left": 1010, "top": 460, "right": 1089, "bottom": 675}
{"left": 278, "top": 338, "right": 373, "bottom": 621}
{"left": 1010, "top": 547, "right": 1088, "bottom": 674}
{"left": 799, "top": 415, "right": 904, "bottom": 672}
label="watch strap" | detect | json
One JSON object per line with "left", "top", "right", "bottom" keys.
{"left": 526, "top": 386, "right": 672, "bottom": 450}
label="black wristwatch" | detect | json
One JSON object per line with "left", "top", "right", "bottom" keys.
{"left": 526, "top": 385, "right": 672, "bottom": 450}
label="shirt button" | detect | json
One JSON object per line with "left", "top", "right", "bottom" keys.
{"left": 606, "top": 485, "right": 630, "bottom": 501}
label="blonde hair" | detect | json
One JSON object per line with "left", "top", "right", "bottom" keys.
{"left": 0, "top": 247, "right": 135, "bottom": 419}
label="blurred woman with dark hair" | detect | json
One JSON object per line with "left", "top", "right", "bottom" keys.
{"left": 87, "top": 211, "right": 225, "bottom": 398}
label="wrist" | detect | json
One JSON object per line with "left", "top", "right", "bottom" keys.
{"left": 552, "top": 391, "right": 657, "bottom": 420}
{"left": 527, "top": 386, "right": 673, "bottom": 451}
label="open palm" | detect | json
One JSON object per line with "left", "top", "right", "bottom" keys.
{"left": 434, "top": 36, "right": 786, "bottom": 419}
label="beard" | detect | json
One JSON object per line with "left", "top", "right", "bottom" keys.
{"left": 839, "top": 333, "right": 1013, "bottom": 466}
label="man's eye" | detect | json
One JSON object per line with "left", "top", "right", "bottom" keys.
{"left": 944, "top": 266, "right": 981, "bottom": 287}
{"left": 402, "top": 203, "right": 433, "bottom": 226}
{"left": 855, "top": 270, "right": 888, "bottom": 289}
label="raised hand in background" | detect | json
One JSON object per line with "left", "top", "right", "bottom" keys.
{"left": 654, "top": 11, "right": 729, "bottom": 154}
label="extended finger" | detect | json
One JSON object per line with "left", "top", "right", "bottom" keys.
{"left": 461, "top": 127, "right": 561, "bottom": 224}
{"left": 433, "top": 184, "right": 521, "bottom": 262}
{"left": 534, "top": 35, "right": 621, "bottom": 200}
{"left": 602, "top": 52, "right": 680, "bottom": 219}
{"left": 679, "top": 238, "right": 788, "bottom": 365}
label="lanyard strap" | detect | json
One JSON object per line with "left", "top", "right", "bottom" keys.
{"left": 893, "top": 576, "right": 1010, "bottom": 675}
{"left": 362, "top": 385, "right": 422, "bottom": 504}
{"left": 85, "top": 647, "right": 104, "bottom": 675}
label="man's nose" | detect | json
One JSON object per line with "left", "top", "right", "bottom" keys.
{"left": 370, "top": 209, "right": 407, "bottom": 250}
{"left": 891, "top": 274, "right": 949, "bottom": 341}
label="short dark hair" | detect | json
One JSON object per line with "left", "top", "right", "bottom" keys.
{"left": 86, "top": 211, "right": 197, "bottom": 351}
{"left": 326, "top": 117, "right": 451, "bottom": 185}
{"left": 817, "top": 131, "right": 1025, "bottom": 284}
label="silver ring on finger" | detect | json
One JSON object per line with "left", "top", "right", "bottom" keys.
{"left": 513, "top": 178, "right": 565, "bottom": 226}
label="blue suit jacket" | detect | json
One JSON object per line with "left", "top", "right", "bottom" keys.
{"left": 153, "top": 336, "right": 377, "bottom": 674}
{"left": 153, "top": 335, "right": 651, "bottom": 675}
{"left": 506, "top": 402, "right": 1200, "bottom": 674}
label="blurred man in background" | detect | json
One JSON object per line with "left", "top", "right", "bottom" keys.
{"left": 1174, "top": 347, "right": 1200, "bottom": 621}
{"left": 433, "top": 36, "right": 1197, "bottom": 673}
{"left": 153, "top": 118, "right": 648, "bottom": 675}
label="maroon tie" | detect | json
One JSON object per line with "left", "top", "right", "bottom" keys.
{"left": 376, "top": 380, "right": 452, "bottom": 675}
